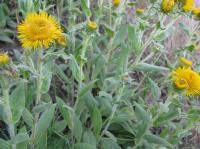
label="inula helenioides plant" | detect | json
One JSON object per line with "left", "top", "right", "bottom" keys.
{"left": 0, "top": 0, "right": 200, "bottom": 149}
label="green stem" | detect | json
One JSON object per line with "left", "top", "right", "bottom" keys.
{"left": 73, "top": 35, "right": 90, "bottom": 115}
{"left": 31, "top": 49, "right": 43, "bottom": 149}
{"left": 36, "top": 49, "right": 43, "bottom": 108}
{"left": 79, "top": 35, "right": 90, "bottom": 88}
{"left": 106, "top": 0, "right": 126, "bottom": 63}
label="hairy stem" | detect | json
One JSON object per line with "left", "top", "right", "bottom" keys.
{"left": 31, "top": 49, "right": 43, "bottom": 149}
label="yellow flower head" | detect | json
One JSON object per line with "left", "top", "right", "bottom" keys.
{"left": 161, "top": 0, "right": 175, "bottom": 12}
{"left": 87, "top": 20, "right": 98, "bottom": 30}
{"left": 172, "top": 67, "right": 200, "bottom": 96}
{"left": 182, "top": 0, "right": 194, "bottom": 11}
{"left": 17, "top": 12, "right": 62, "bottom": 49}
{"left": 136, "top": 8, "right": 145, "bottom": 14}
{"left": 57, "top": 34, "right": 68, "bottom": 47}
{"left": 113, "top": 0, "right": 120, "bottom": 7}
{"left": 179, "top": 57, "right": 193, "bottom": 67}
{"left": 192, "top": 7, "right": 200, "bottom": 16}
{"left": 0, "top": 53, "right": 10, "bottom": 65}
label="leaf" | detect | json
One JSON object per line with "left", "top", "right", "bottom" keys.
{"left": 22, "top": 108, "right": 34, "bottom": 127}
{"left": 134, "top": 102, "right": 150, "bottom": 121}
{"left": 100, "top": 138, "right": 121, "bottom": 149}
{"left": 144, "top": 134, "right": 173, "bottom": 148}
{"left": 41, "top": 62, "right": 53, "bottom": 93}
{"left": 80, "top": 92, "right": 97, "bottom": 114}
{"left": 52, "top": 120, "right": 67, "bottom": 133}
{"left": 179, "top": 22, "right": 190, "bottom": 35}
{"left": 0, "top": 102, "right": 6, "bottom": 122}
{"left": 154, "top": 26, "right": 174, "bottom": 42}
{"left": 35, "top": 104, "right": 56, "bottom": 139}
{"left": 148, "top": 78, "right": 161, "bottom": 100}
{"left": 73, "top": 116, "right": 83, "bottom": 142}
{"left": 16, "top": 127, "right": 28, "bottom": 149}
{"left": 10, "top": 83, "right": 25, "bottom": 124}
{"left": 112, "top": 25, "right": 127, "bottom": 49}
{"left": 92, "top": 54, "right": 106, "bottom": 79}
{"left": 0, "top": 5, "right": 6, "bottom": 28}
{"left": 69, "top": 54, "right": 82, "bottom": 82}
{"left": 128, "top": 25, "right": 142, "bottom": 55}
{"left": 83, "top": 130, "right": 96, "bottom": 146}
{"left": 91, "top": 107, "right": 102, "bottom": 138}
{"left": 135, "top": 121, "right": 148, "bottom": 140}
{"left": 32, "top": 102, "right": 52, "bottom": 113}
{"left": 36, "top": 133, "right": 47, "bottom": 149}
{"left": 78, "top": 80, "right": 98, "bottom": 98}
{"left": 97, "top": 93, "right": 112, "bottom": 116}
{"left": 0, "top": 34, "right": 14, "bottom": 44}
{"left": 134, "top": 102, "right": 150, "bottom": 140}
{"left": 81, "top": 0, "right": 91, "bottom": 17}
{"left": 56, "top": 97, "right": 73, "bottom": 130}
{"left": 132, "top": 63, "right": 169, "bottom": 72}
{"left": 0, "top": 138, "right": 10, "bottom": 149}
{"left": 184, "top": 44, "right": 196, "bottom": 52}
{"left": 10, "top": 133, "right": 29, "bottom": 144}
{"left": 54, "top": 64, "right": 70, "bottom": 83}
{"left": 74, "top": 143, "right": 96, "bottom": 149}
{"left": 47, "top": 137, "right": 69, "bottom": 149}
{"left": 153, "top": 103, "right": 179, "bottom": 126}
{"left": 115, "top": 44, "right": 130, "bottom": 74}
{"left": 111, "top": 112, "right": 134, "bottom": 123}
{"left": 103, "top": 24, "right": 115, "bottom": 37}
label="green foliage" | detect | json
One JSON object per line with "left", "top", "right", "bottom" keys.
{"left": 0, "top": 0, "right": 200, "bottom": 149}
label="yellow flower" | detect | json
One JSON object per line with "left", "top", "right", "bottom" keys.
{"left": 161, "top": 0, "right": 175, "bottom": 12}
{"left": 136, "top": 8, "right": 145, "bottom": 14}
{"left": 182, "top": 0, "right": 194, "bottom": 11}
{"left": 0, "top": 53, "right": 10, "bottom": 65}
{"left": 179, "top": 57, "right": 193, "bottom": 67}
{"left": 57, "top": 34, "right": 68, "bottom": 47}
{"left": 17, "top": 12, "right": 62, "bottom": 49}
{"left": 172, "top": 67, "right": 200, "bottom": 96}
{"left": 113, "top": 0, "right": 120, "bottom": 7}
{"left": 87, "top": 20, "right": 98, "bottom": 30}
{"left": 192, "top": 7, "right": 200, "bottom": 16}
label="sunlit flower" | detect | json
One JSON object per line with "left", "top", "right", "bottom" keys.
{"left": 136, "top": 8, "right": 145, "bottom": 14}
{"left": 113, "top": 0, "right": 120, "bottom": 7}
{"left": 57, "top": 34, "right": 68, "bottom": 47}
{"left": 161, "top": 0, "right": 175, "bottom": 12}
{"left": 182, "top": 0, "right": 194, "bottom": 11}
{"left": 0, "top": 53, "right": 9, "bottom": 65}
{"left": 17, "top": 12, "right": 62, "bottom": 49}
{"left": 179, "top": 57, "right": 193, "bottom": 67}
{"left": 172, "top": 67, "right": 200, "bottom": 96}
{"left": 87, "top": 20, "right": 98, "bottom": 30}
{"left": 192, "top": 7, "right": 200, "bottom": 16}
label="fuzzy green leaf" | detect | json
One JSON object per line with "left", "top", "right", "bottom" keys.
{"left": 74, "top": 143, "right": 96, "bottom": 149}
{"left": 144, "top": 134, "right": 173, "bottom": 148}
{"left": 91, "top": 107, "right": 102, "bottom": 138}
{"left": 10, "top": 83, "right": 25, "bottom": 124}
{"left": 81, "top": 0, "right": 91, "bottom": 17}
{"left": 0, "top": 138, "right": 10, "bottom": 149}
{"left": 35, "top": 104, "right": 56, "bottom": 139}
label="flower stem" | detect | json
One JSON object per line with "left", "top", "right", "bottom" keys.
{"left": 31, "top": 49, "right": 43, "bottom": 149}
{"left": 36, "top": 49, "right": 43, "bottom": 111}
